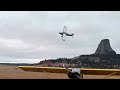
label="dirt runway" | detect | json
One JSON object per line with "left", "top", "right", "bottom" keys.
{"left": 0, "top": 65, "right": 120, "bottom": 79}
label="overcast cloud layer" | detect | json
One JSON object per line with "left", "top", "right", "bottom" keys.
{"left": 0, "top": 11, "right": 120, "bottom": 61}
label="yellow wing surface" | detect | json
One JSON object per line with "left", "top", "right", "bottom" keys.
{"left": 18, "top": 66, "right": 72, "bottom": 73}
{"left": 18, "top": 66, "right": 120, "bottom": 75}
{"left": 80, "top": 68, "right": 120, "bottom": 75}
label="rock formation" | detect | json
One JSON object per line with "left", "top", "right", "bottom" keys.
{"left": 95, "top": 39, "right": 116, "bottom": 55}
{"left": 37, "top": 39, "right": 120, "bottom": 68}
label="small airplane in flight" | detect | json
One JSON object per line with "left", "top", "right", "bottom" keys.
{"left": 59, "top": 26, "right": 74, "bottom": 41}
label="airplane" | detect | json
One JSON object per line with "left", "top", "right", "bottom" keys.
{"left": 18, "top": 64, "right": 120, "bottom": 79}
{"left": 59, "top": 26, "right": 74, "bottom": 41}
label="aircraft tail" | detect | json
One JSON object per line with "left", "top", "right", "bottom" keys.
{"left": 72, "top": 34, "right": 74, "bottom": 38}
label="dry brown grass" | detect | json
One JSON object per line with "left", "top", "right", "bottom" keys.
{"left": 0, "top": 65, "right": 120, "bottom": 79}
{"left": 0, "top": 65, "right": 69, "bottom": 79}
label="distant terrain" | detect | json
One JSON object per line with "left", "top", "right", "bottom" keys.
{"left": 37, "top": 39, "right": 120, "bottom": 69}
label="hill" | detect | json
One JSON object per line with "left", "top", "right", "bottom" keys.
{"left": 37, "top": 39, "right": 120, "bottom": 69}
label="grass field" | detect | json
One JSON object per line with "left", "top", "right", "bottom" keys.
{"left": 0, "top": 65, "right": 120, "bottom": 79}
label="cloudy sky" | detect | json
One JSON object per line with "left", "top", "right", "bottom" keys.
{"left": 0, "top": 11, "right": 120, "bottom": 62}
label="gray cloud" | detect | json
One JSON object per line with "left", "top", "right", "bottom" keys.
{"left": 0, "top": 11, "right": 119, "bottom": 61}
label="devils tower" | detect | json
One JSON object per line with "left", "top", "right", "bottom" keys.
{"left": 95, "top": 39, "right": 116, "bottom": 55}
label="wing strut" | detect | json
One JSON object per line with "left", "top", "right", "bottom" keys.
{"left": 100, "top": 72, "right": 117, "bottom": 79}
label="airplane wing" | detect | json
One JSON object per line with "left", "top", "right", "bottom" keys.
{"left": 18, "top": 66, "right": 120, "bottom": 75}
{"left": 18, "top": 66, "right": 72, "bottom": 73}
{"left": 62, "top": 33, "right": 66, "bottom": 41}
{"left": 18, "top": 66, "right": 120, "bottom": 79}
{"left": 63, "top": 26, "right": 67, "bottom": 33}
{"left": 80, "top": 68, "right": 120, "bottom": 75}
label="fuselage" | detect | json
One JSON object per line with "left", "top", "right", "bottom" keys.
{"left": 59, "top": 32, "right": 74, "bottom": 36}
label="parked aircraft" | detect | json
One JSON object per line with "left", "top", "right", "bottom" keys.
{"left": 18, "top": 65, "right": 120, "bottom": 79}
